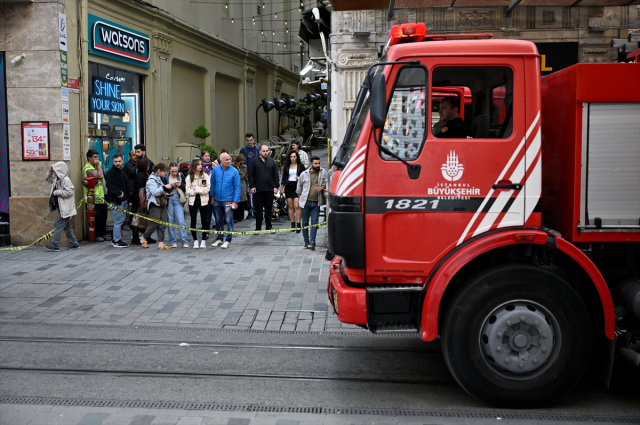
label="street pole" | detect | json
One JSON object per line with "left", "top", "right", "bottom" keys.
{"left": 255, "top": 105, "right": 261, "bottom": 142}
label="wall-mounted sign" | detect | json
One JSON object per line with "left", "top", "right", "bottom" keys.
{"left": 534, "top": 42, "right": 578, "bottom": 76}
{"left": 89, "top": 77, "right": 126, "bottom": 116}
{"left": 68, "top": 78, "right": 80, "bottom": 93}
{"left": 22, "top": 122, "right": 50, "bottom": 161}
{"left": 59, "top": 12, "right": 67, "bottom": 52}
{"left": 88, "top": 14, "right": 150, "bottom": 69}
{"left": 63, "top": 124, "right": 71, "bottom": 161}
{"left": 61, "top": 87, "right": 69, "bottom": 124}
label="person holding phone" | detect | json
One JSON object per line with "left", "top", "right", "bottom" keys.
{"left": 165, "top": 162, "right": 189, "bottom": 248}
{"left": 185, "top": 159, "right": 210, "bottom": 248}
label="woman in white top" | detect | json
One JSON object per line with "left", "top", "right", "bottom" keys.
{"left": 279, "top": 150, "right": 306, "bottom": 233}
{"left": 185, "top": 159, "right": 210, "bottom": 248}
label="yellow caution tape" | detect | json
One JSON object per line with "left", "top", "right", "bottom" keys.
{"left": 0, "top": 195, "right": 327, "bottom": 251}
{"left": 96, "top": 195, "right": 327, "bottom": 236}
{"left": 0, "top": 199, "right": 85, "bottom": 251}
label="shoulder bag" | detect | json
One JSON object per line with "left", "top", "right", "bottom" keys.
{"left": 131, "top": 209, "right": 149, "bottom": 230}
{"left": 139, "top": 187, "right": 148, "bottom": 211}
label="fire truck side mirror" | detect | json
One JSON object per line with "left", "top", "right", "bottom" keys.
{"left": 370, "top": 74, "right": 387, "bottom": 130}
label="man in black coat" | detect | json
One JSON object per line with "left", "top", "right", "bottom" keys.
{"left": 248, "top": 144, "right": 279, "bottom": 231}
{"left": 435, "top": 96, "right": 470, "bottom": 139}
{"left": 105, "top": 153, "right": 131, "bottom": 248}
{"left": 123, "top": 151, "right": 137, "bottom": 230}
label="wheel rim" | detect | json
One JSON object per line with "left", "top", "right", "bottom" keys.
{"left": 479, "top": 300, "right": 561, "bottom": 380}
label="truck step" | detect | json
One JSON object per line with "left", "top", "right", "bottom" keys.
{"left": 372, "top": 324, "right": 419, "bottom": 334}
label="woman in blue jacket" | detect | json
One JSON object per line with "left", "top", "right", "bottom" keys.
{"left": 279, "top": 150, "right": 306, "bottom": 233}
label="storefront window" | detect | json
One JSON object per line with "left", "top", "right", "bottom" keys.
{"left": 88, "top": 63, "right": 143, "bottom": 171}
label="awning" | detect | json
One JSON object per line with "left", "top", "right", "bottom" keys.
{"left": 298, "top": 4, "right": 331, "bottom": 43}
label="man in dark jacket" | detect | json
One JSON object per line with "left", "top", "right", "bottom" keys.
{"left": 434, "top": 96, "right": 470, "bottom": 139}
{"left": 105, "top": 153, "right": 131, "bottom": 248}
{"left": 123, "top": 151, "right": 137, "bottom": 230}
{"left": 248, "top": 144, "right": 279, "bottom": 231}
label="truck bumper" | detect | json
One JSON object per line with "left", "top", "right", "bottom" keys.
{"left": 327, "top": 256, "right": 367, "bottom": 325}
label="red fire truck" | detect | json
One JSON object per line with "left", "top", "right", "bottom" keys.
{"left": 327, "top": 22, "right": 640, "bottom": 407}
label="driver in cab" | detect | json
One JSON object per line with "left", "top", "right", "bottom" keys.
{"left": 434, "top": 96, "right": 470, "bottom": 139}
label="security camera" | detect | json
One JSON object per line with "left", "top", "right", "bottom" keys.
{"left": 11, "top": 54, "right": 25, "bottom": 65}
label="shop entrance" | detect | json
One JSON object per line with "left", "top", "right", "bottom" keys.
{"left": 88, "top": 63, "right": 144, "bottom": 171}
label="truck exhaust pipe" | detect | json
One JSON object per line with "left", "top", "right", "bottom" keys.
{"left": 615, "top": 278, "right": 640, "bottom": 320}
{"left": 619, "top": 347, "right": 640, "bottom": 368}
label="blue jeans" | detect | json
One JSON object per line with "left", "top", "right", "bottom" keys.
{"left": 110, "top": 200, "right": 128, "bottom": 242}
{"left": 248, "top": 191, "right": 255, "bottom": 213}
{"left": 214, "top": 201, "right": 235, "bottom": 242}
{"left": 167, "top": 195, "right": 189, "bottom": 245}
{"left": 301, "top": 201, "right": 320, "bottom": 245}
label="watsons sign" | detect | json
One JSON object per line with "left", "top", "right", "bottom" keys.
{"left": 89, "top": 77, "right": 126, "bottom": 116}
{"left": 88, "top": 14, "right": 150, "bottom": 68}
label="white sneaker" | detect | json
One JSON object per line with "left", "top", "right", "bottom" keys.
{"left": 221, "top": 241, "right": 229, "bottom": 249}
{"left": 193, "top": 240, "right": 200, "bottom": 249}
{"left": 212, "top": 240, "right": 222, "bottom": 248}
{"left": 200, "top": 240, "right": 206, "bottom": 248}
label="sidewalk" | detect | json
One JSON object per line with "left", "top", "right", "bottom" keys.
{"left": 0, "top": 215, "right": 357, "bottom": 332}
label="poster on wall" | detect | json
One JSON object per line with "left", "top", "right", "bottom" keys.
{"left": 61, "top": 87, "right": 69, "bottom": 124}
{"left": 63, "top": 124, "right": 71, "bottom": 161}
{"left": 22, "top": 122, "right": 50, "bottom": 161}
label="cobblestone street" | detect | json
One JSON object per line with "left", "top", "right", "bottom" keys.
{"left": 0, "top": 216, "right": 361, "bottom": 334}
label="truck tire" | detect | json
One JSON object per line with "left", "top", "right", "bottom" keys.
{"left": 441, "top": 264, "right": 592, "bottom": 407}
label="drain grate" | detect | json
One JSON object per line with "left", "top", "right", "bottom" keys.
{"left": 0, "top": 397, "right": 638, "bottom": 423}
{"left": 0, "top": 321, "right": 415, "bottom": 338}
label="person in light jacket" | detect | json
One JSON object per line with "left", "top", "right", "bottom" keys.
{"left": 296, "top": 156, "right": 327, "bottom": 250}
{"left": 141, "top": 163, "right": 171, "bottom": 249}
{"left": 44, "top": 162, "right": 79, "bottom": 251}
{"left": 185, "top": 158, "right": 210, "bottom": 248}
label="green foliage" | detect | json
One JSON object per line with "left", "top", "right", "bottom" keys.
{"left": 283, "top": 127, "right": 299, "bottom": 138}
{"left": 193, "top": 124, "right": 211, "bottom": 142}
{"left": 194, "top": 142, "right": 217, "bottom": 161}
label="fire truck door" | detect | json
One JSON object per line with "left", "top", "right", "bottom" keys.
{"left": 364, "top": 61, "right": 526, "bottom": 280}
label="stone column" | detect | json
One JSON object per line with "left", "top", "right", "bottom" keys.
{"left": 244, "top": 66, "right": 257, "bottom": 139}
{"left": 4, "top": 1, "right": 72, "bottom": 246}
{"left": 152, "top": 31, "right": 173, "bottom": 161}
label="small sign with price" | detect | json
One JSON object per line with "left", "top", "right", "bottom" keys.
{"left": 22, "top": 121, "right": 50, "bottom": 161}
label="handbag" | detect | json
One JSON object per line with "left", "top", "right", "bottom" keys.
{"left": 158, "top": 194, "right": 168, "bottom": 207}
{"left": 49, "top": 192, "right": 59, "bottom": 212}
{"left": 131, "top": 209, "right": 149, "bottom": 229}
{"left": 176, "top": 187, "right": 186, "bottom": 205}
{"left": 139, "top": 187, "right": 148, "bottom": 210}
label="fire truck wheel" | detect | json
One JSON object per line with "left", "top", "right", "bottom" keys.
{"left": 441, "top": 264, "right": 592, "bottom": 407}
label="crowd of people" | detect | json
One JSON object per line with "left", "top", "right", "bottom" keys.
{"left": 45, "top": 134, "right": 327, "bottom": 252}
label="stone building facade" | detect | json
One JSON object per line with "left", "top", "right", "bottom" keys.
{"left": 328, "top": 6, "right": 640, "bottom": 154}
{"left": 0, "top": 0, "right": 311, "bottom": 246}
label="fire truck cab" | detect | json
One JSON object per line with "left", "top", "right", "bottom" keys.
{"left": 328, "top": 23, "right": 640, "bottom": 407}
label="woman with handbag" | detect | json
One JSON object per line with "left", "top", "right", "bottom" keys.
{"left": 165, "top": 162, "right": 189, "bottom": 248}
{"left": 185, "top": 159, "right": 210, "bottom": 249}
{"left": 141, "top": 163, "right": 171, "bottom": 249}
{"left": 130, "top": 158, "right": 149, "bottom": 245}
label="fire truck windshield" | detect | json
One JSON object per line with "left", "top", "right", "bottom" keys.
{"left": 334, "top": 61, "right": 386, "bottom": 169}
{"left": 338, "top": 90, "right": 370, "bottom": 167}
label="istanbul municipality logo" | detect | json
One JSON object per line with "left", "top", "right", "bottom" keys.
{"left": 91, "top": 20, "right": 150, "bottom": 63}
{"left": 441, "top": 151, "right": 464, "bottom": 182}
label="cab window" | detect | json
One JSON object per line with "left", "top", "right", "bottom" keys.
{"left": 431, "top": 66, "right": 514, "bottom": 139}
{"left": 380, "top": 66, "right": 427, "bottom": 161}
